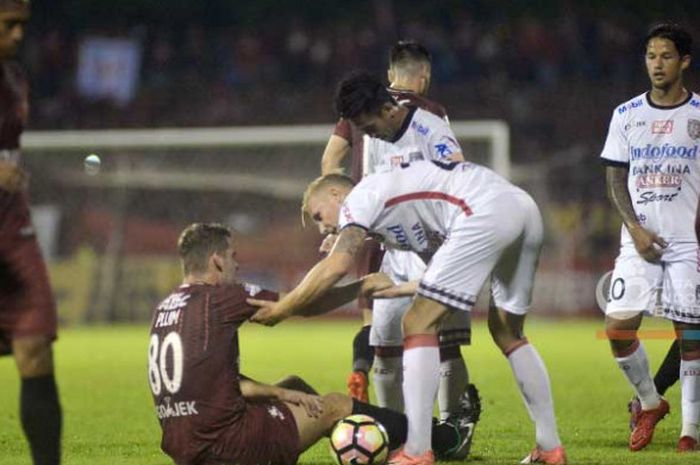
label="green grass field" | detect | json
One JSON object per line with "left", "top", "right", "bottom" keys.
{"left": 0, "top": 318, "right": 691, "bottom": 465}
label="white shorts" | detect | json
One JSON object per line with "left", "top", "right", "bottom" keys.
{"left": 370, "top": 248, "right": 471, "bottom": 347}
{"left": 606, "top": 241, "right": 700, "bottom": 324}
{"left": 418, "top": 191, "right": 543, "bottom": 315}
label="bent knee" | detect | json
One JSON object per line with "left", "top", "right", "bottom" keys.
{"left": 12, "top": 336, "right": 54, "bottom": 377}
{"left": 322, "top": 393, "right": 352, "bottom": 421}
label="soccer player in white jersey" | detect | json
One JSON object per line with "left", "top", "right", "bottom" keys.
{"left": 600, "top": 22, "right": 700, "bottom": 453}
{"left": 329, "top": 70, "right": 478, "bottom": 434}
{"left": 320, "top": 45, "right": 475, "bottom": 423}
{"left": 250, "top": 160, "right": 566, "bottom": 465}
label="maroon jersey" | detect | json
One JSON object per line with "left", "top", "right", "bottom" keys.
{"left": 0, "top": 61, "right": 56, "bottom": 349}
{"left": 148, "top": 282, "right": 283, "bottom": 464}
{"left": 332, "top": 89, "right": 448, "bottom": 182}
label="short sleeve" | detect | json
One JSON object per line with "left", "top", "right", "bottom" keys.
{"left": 213, "top": 284, "right": 278, "bottom": 324}
{"left": 334, "top": 118, "right": 353, "bottom": 144}
{"left": 338, "top": 185, "right": 383, "bottom": 231}
{"left": 600, "top": 107, "right": 629, "bottom": 164}
{"left": 426, "top": 122, "right": 462, "bottom": 161}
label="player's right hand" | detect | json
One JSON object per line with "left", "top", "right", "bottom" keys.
{"left": 0, "top": 161, "right": 27, "bottom": 193}
{"left": 628, "top": 224, "right": 668, "bottom": 263}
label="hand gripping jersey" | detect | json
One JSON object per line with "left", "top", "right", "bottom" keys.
{"left": 600, "top": 91, "right": 700, "bottom": 243}
{"left": 363, "top": 107, "right": 461, "bottom": 176}
{"left": 338, "top": 160, "right": 520, "bottom": 257}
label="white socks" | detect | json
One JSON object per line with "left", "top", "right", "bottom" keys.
{"left": 373, "top": 355, "right": 404, "bottom": 412}
{"left": 681, "top": 357, "right": 700, "bottom": 440}
{"left": 615, "top": 342, "right": 660, "bottom": 410}
{"left": 508, "top": 343, "right": 561, "bottom": 451}
{"left": 438, "top": 356, "right": 469, "bottom": 421}
{"left": 403, "top": 335, "right": 440, "bottom": 456}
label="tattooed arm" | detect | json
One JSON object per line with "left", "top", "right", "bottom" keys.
{"left": 606, "top": 165, "right": 667, "bottom": 262}
{"left": 248, "top": 226, "right": 368, "bottom": 325}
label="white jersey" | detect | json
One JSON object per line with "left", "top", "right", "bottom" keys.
{"left": 338, "top": 160, "right": 521, "bottom": 256}
{"left": 363, "top": 107, "right": 461, "bottom": 176}
{"left": 600, "top": 91, "right": 700, "bottom": 243}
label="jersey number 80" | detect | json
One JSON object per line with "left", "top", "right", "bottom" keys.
{"left": 148, "top": 332, "right": 184, "bottom": 396}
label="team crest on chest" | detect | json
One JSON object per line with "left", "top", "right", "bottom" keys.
{"left": 688, "top": 119, "right": 700, "bottom": 140}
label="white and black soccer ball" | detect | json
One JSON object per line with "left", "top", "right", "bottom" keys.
{"left": 329, "top": 414, "right": 389, "bottom": 465}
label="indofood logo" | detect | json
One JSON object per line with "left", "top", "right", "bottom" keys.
{"left": 629, "top": 144, "right": 698, "bottom": 161}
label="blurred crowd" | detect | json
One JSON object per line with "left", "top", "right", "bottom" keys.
{"left": 20, "top": 1, "right": 700, "bottom": 273}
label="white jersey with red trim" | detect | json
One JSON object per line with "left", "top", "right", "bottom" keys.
{"left": 338, "top": 160, "right": 521, "bottom": 255}
{"left": 600, "top": 91, "right": 700, "bottom": 243}
{"left": 363, "top": 107, "right": 461, "bottom": 176}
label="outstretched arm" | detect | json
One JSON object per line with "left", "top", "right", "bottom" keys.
{"left": 249, "top": 226, "right": 367, "bottom": 325}
{"left": 606, "top": 165, "right": 667, "bottom": 262}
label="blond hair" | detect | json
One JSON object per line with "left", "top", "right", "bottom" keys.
{"left": 301, "top": 171, "right": 355, "bottom": 226}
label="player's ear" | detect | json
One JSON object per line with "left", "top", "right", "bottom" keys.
{"left": 681, "top": 55, "right": 691, "bottom": 71}
{"left": 210, "top": 253, "right": 223, "bottom": 273}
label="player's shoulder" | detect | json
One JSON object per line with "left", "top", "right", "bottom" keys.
{"left": 611, "top": 92, "right": 647, "bottom": 117}
{"left": 688, "top": 92, "right": 700, "bottom": 112}
{"left": 391, "top": 89, "right": 448, "bottom": 118}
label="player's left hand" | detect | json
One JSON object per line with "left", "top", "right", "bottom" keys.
{"left": 248, "top": 299, "right": 290, "bottom": 326}
{"left": 279, "top": 389, "right": 324, "bottom": 418}
{"left": 360, "top": 272, "right": 394, "bottom": 296}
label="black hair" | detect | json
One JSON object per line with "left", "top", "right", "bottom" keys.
{"left": 389, "top": 40, "right": 432, "bottom": 66}
{"left": 646, "top": 22, "right": 692, "bottom": 57}
{"left": 334, "top": 71, "right": 394, "bottom": 120}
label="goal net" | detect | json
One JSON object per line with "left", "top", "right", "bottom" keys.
{"left": 22, "top": 121, "right": 510, "bottom": 323}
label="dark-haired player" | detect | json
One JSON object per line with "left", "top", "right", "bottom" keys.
{"left": 0, "top": 1, "right": 62, "bottom": 464}
{"left": 148, "top": 223, "right": 472, "bottom": 465}
{"left": 321, "top": 42, "right": 475, "bottom": 430}
{"left": 600, "top": 21, "right": 700, "bottom": 452}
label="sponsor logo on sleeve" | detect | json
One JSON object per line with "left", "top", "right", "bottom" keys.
{"left": 618, "top": 98, "right": 643, "bottom": 114}
{"left": 652, "top": 120, "right": 674, "bottom": 134}
{"left": 411, "top": 121, "right": 430, "bottom": 136}
{"left": 243, "top": 282, "right": 262, "bottom": 297}
{"left": 688, "top": 119, "right": 700, "bottom": 140}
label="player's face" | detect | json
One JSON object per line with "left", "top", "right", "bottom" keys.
{"left": 214, "top": 238, "right": 239, "bottom": 285}
{"left": 645, "top": 37, "right": 689, "bottom": 91}
{"left": 352, "top": 106, "right": 396, "bottom": 141}
{"left": 307, "top": 190, "right": 341, "bottom": 236}
{"left": 0, "top": 7, "right": 28, "bottom": 60}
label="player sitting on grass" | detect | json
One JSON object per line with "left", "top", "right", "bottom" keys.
{"left": 147, "top": 223, "right": 475, "bottom": 465}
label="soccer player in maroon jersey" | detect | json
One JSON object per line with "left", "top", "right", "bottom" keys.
{"left": 320, "top": 42, "right": 474, "bottom": 422}
{"left": 0, "top": 2, "right": 62, "bottom": 465}
{"left": 149, "top": 223, "right": 474, "bottom": 465}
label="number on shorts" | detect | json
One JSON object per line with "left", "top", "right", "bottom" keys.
{"left": 611, "top": 277, "right": 625, "bottom": 301}
{"left": 148, "top": 332, "right": 184, "bottom": 396}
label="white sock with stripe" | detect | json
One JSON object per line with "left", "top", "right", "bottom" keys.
{"left": 402, "top": 334, "right": 440, "bottom": 456}
{"left": 438, "top": 356, "right": 469, "bottom": 421}
{"left": 680, "top": 357, "right": 700, "bottom": 440}
{"left": 615, "top": 341, "right": 660, "bottom": 410}
{"left": 373, "top": 354, "right": 404, "bottom": 412}
{"left": 508, "top": 343, "right": 561, "bottom": 451}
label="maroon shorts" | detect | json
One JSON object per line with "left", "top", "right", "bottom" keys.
{"left": 203, "top": 402, "right": 300, "bottom": 465}
{"left": 355, "top": 238, "right": 384, "bottom": 310}
{"left": 0, "top": 190, "right": 57, "bottom": 352}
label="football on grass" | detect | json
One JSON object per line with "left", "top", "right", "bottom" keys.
{"left": 329, "top": 414, "right": 389, "bottom": 465}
